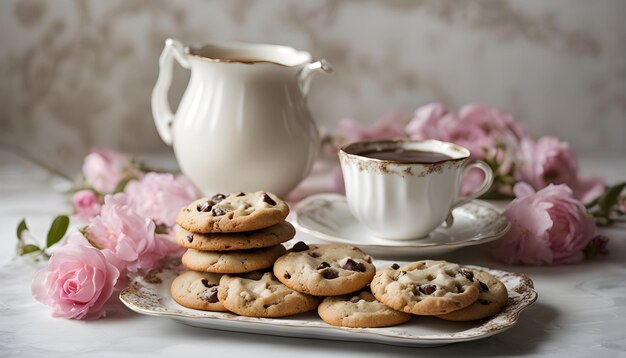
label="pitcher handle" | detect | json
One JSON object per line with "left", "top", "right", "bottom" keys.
{"left": 444, "top": 160, "right": 493, "bottom": 227}
{"left": 151, "top": 38, "right": 191, "bottom": 145}
{"left": 298, "top": 59, "right": 332, "bottom": 96}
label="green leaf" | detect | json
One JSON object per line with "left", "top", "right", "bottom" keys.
{"left": 19, "top": 244, "right": 41, "bottom": 255}
{"left": 598, "top": 182, "right": 626, "bottom": 212}
{"left": 46, "top": 215, "right": 69, "bottom": 248}
{"left": 113, "top": 177, "right": 136, "bottom": 193}
{"left": 16, "top": 219, "right": 28, "bottom": 241}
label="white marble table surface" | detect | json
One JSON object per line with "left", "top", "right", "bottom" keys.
{"left": 0, "top": 149, "right": 625, "bottom": 358}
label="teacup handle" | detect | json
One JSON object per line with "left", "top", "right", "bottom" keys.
{"left": 151, "top": 38, "right": 191, "bottom": 146}
{"left": 444, "top": 160, "right": 493, "bottom": 227}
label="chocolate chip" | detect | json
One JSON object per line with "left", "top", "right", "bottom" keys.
{"left": 197, "top": 201, "right": 212, "bottom": 212}
{"left": 283, "top": 272, "right": 291, "bottom": 279}
{"left": 211, "top": 193, "right": 227, "bottom": 204}
{"left": 391, "top": 263, "right": 400, "bottom": 270}
{"left": 479, "top": 281, "right": 489, "bottom": 292}
{"left": 419, "top": 285, "right": 437, "bottom": 295}
{"left": 236, "top": 192, "right": 245, "bottom": 197}
{"left": 321, "top": 269, "right": 339, "bottom": 279}
{"left": 261, "top": 192, "right": 277, "bottom": 206}
{"left": 342, "top": 258, "right": 366, "bottom": 272}
{"left": 200, "top": 279, "right": 216, "bottom": 288}
{"left": 187, "top": 234, "right": 194, "bottom": 243}
{"left": 212, "top": 207, "right": 227, "bottom": 216}
{"left": 459, "top": 270, "right": 474, "bottom": 282}
{"left": 349, "top": 296, "right": 361, "bottom": 303}
{"left": 204, "top": 288, "right": 219, "bottom": 303}
{"left": 290, "top": 241, "right": 309, "bottom": 252}
{"left": 316, "top": 262, "right": 330, "bottom": 270}
{"left": 478, "top": 299, "right": 492, "bottom": 305}
{"left": 309, "top": 252, "right": 320, "bottom": 258}
{"left": 243, "top": 271, "right": 264, "bottom": 280}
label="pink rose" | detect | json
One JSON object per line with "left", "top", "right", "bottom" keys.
{"left": 493, "top": 183, "right": 596, "bottom": 265}
{"left": 405, "top": 103, "right": 451, "bottom": 141}
{"left": 516, "top": 137, "right": 577, "bottom": 189}
{"left": 82, "top": 149, "right": 139, "bottom": 193}
{"left": 516, "top": 136, "right": 605, "bottom": 203}
{"left": 72, "top": 190, "right": 101, "bottom": 220}
{"left": 338, "top": 111, "right": 412, "bottom": 142}
{"left": 87, "top": 194, "right": 181, "bottom": 275}
{"left": 31, "top": 233, "right": 120, "bottom": 319}
{"left": 125, "top": 173, "right": 200, "bottom": 227}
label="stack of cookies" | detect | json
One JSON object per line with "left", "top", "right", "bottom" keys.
{"left": 170, "top": 191, "right": 295, "bottom": 312}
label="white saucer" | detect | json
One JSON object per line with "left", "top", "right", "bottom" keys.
{"left": 294, "top": 193, "right": 510, "bottom": 258}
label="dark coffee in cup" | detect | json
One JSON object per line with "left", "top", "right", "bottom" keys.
{"left": 358, "top": 148, "right": 453, "bottom": 163}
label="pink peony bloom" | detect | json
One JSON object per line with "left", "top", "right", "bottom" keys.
{"left": 338, "top": 111, "right": 412, "bottom": 142}
{"left": 87, "top": 194, "right": 181, "bottom": 275}
{"left": 72, "top": 190, "right": 101, "bottom": 220}
{"left": 82, "top": 149, "right": 139, "bottom": 193}
{"left": 31, "top": 233, "right": 120, "bottom": 320}
{"left": 405, "top": 103, "right": 451, "bottom": 141}
{"left": 515, "top": 136, "right": 605, "bottom": 203}
{"left": 493, "top": 183, "right": 596, "bottom": 265}
{"left": 125, "top": 173, "right": 200, "bottom": 227}
{"left": 406, "top": 103, "right": 524, "bottom": 160}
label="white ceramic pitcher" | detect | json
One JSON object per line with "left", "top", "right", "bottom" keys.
{"left": 152, "top": 39, "right": 331, "bottom": 196}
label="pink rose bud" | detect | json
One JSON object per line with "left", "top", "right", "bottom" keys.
{"left": 31, "top": 233, "right": 120, "bottom": 319}
{"left": 493, "top": 183, "right": 596, "bottom": 265}
{"left": 72, "top": 190, "right": 101, "bottom": 220}
{"left": 82, "top": 149, "right": 137, "bottom": 193}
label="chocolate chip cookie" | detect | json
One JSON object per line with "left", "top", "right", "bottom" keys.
{"left": 175, "top": 221, "right": 295, "bottom": 251}
{"left": 273, "top": 242, "right": 376, "bottom": 296}
{"left": 437, "top": 270, "right": 508, "bottom": 321}
{"left": 170, "top": 271, "right": 227, "bottom": 311}
{"left": 181, "top": 245, "right": 286, "bottom": 273}
{"left": 176, "top": 191, "right": 289, "bottom": 233}
{"left": 317, "top": 291, "right": 411, "bottom": 328}
{"left": 371, "top": 260, "right": 480, "bottom": 315}
{"left": 218, "top": 271, "right": 320, "bottom": 317}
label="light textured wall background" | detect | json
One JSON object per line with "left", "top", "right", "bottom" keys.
{"left": 1, "top": 0, "right": 625, "bottom": 175}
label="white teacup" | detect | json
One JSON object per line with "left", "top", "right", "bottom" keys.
{"left": 339, "top": 139, "right": 493, "bottom": 240}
